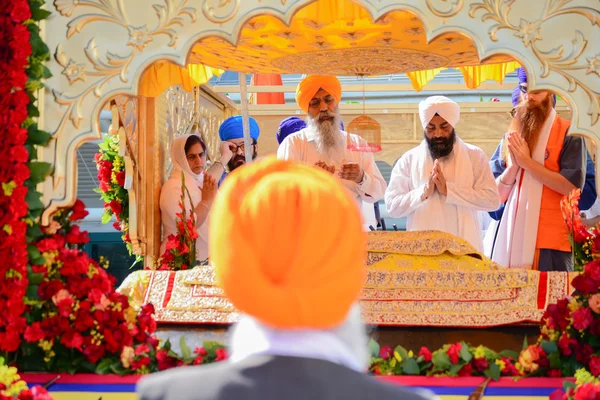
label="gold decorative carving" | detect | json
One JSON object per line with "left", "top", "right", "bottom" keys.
{"left": 469, "top": 0, "right": 600, "bottom": 124}
{"left": 271, "top": 47, "right": 449, "bottom": 76}
{"left": 202, "top": 0, "right": 240, "bottom": 24}
{"left": 427, "top": 0, "right": 464, "bottom": 17}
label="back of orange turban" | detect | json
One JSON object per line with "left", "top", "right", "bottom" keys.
{"left": 209, "top": 156, "right": 365, "bottom": 329}
{"left": 295, "top": 75, "right": 342, "bottom": 113}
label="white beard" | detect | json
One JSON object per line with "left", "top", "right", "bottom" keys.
{"left": 307, "top": 114, "right": 345, "bottom": 165}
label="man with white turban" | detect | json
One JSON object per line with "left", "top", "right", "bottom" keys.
{"left": 277, "top": 75, "right": 386, "bottom": 214}
{"left": 385, "top": 96, "right": 500, "bottom": 252}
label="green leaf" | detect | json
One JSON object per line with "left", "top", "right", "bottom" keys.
{"left": 26, "top": 224, "right": 44, "bottom": 242}
{"left": 42, "top": 65, "right": 53, "bottom": 79}
{"left": 179, "top": 336, "right": 192, "bottom": 361}
{"left": 28, "top": 272, "right": 44, "bottom": 285}
{"left": 31, "top": 7, "right": 52, "bottom": 21}
{"left": 432, "top": 351, "right": 451, "bottom": 371}
{"left": 448, "top": 362, "right": 464, "bottom": 376}
{"left": 460, "top": 342, "right": 472, "bottom": 363}
{"left": 394, "top": 345, "right": 408, "bottom": 361}
{"left": 98, "top": 142, "right": 109, "bottom": 151}
{"left": 540, "top": 340, "right": 558, "bottom": 356}
{"left": 498, "top": 349, "right": 519, "bottom": 360}
{"left": 522, "top": 336, "right": 528, "bottom": 350}
{"left": 101, "top": 210, "right": 113, "bottom": 224}
{"left": 27, "top": 245, "right": 41, "bottom": 260}
{"left": 27, "top": 125, "right": 52, "bottom": 145}
{"left": 28, "top": 161, "right": 52, "bottom": 184}
{"left": 25, "top": 188, "right": 44, "bottom": 210}
{"left": 484, "top": 363, "right": 501, "bottom": 381}
{"left": 95, "top": 358, "right": 113, "bottom": 374}
{"left": 368, "top": 339, "right": 380, "bottom": 358}
{"left": 401, "top": 357, "right": 420, "bottom": 375}
{"left": 27, "top": 102, "right": 41, "bottom": 117}
{"left": 548, "top": 351, "right": 561, "bottom": 369}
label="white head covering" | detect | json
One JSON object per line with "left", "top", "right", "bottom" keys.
{"left": 418, "top": 95, "right": 460, "bottom": 129}
{"left": 169, "top": 133, "right": 205, "bottom": 187}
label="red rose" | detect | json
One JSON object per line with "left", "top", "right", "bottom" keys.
{"left": 572, "top": 307, "right": 593, "bottom": 330}
{"left": 572, "top": 274, "right": 598, "bottom": 296}
{"left": 418, "top": 346, "right": 432, "bottom": 362}
{"left": 473, "top": 357, "right": 488, "bottom": 373}
{"left": 590, "top": 356, "right": 600, "bottom": 376}
{"left": 215, "top": 348, "right": 228, "bottom": 361}
{"left": 447, "top": 342, "right": 462, "bottom": 364}
{"left": 70, "top": 199, "right": 89, "bottom": 221}
{"left": 30, "top": 386, "right": 54, "bottom": 400}
{"left": 548, "top": 369, "right": 562, "bottom": 377}
{"left": 458, "top": 363, "right": 473, "bottom": 377}
{"left": 193, "top": 356, "right": 204, "bottom": 365}
{"left": 116, "top": 171, "right": 125, "bottom": 186}
{"left": 195, "top": 347, "right": 208, "bottom": 357}
{"left": 24, "top": 322, "right": 46, "bottom": 342}
{"left": 573, "top": 383, "right": 600, "bottom": 400}
{"left": 83, "top": 343, "right": 105, "bottom": 364}
{"left": 558, "top": 333, "right": 577, "bottom": 356}
{"left": 575, "top": 344, "right": 594, "bottom": 365}
{"left": 66, "top": 224, "right": 90, "bottom": 245}
{"left": 61, "top": 330, "right": 84, "bottom": 350}
{"left": 378, "top": 346, "right": 392, "bottom": 360}
{"left": 585, "top": 260, "right": 600, "bottom": 283}
{"left": 10, "top": 1, "right": 31, "bottom": 22}
{"left": 112, "top": 221, "right": 122, "bottom": 231}
{"left": 109, "top": 200, "right": 122, "bottom": 216}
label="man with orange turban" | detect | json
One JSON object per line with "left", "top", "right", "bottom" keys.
{"left": 277, "top": 75, "right": 386, "bottom": 211}
{"left": 137, "top": 158, "right": 433, "bottom": 400}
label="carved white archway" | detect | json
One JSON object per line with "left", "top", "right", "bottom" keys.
{"left": 41, "top": 0, "right": 600, "bottom": 224}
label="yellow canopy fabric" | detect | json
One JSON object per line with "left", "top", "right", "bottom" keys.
{"left": 407, "top": 62, "right": 521, "bottom": 91}
{"left": 188, "top": 0, "right": 514, "bottom": 78}
{"left": 459, "top": 61, "right": 520, "bottom": 89}
{"left": 138, "top": 61, "right": 223, "bottom": 97}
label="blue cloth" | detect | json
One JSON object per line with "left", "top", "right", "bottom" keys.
{"left": 517, "top": 67, "right": 528, "bottom": 84}
{"left": 219, "top": 116, "right": 260, "bottom": 141}
{"left": 580, "top": 153, "right": 597, "bottom": 211}
{"left": 511, "top": 86, "right": 521, "bottom": 107}
{"left": 277, "top": 116, "right": 306, "bottom": 144}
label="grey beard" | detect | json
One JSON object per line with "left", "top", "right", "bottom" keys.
{"left": 307, "top": 114, "right": 345, "bottom": 163}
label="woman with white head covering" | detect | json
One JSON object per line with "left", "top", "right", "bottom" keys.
{"left": 159, "top": 133, "right": 217, "bottom": 262}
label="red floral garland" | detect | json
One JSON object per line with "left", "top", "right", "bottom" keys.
{"left": 0, "top": 0, "right": 33, "bottom": 353}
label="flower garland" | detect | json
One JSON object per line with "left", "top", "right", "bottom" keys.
{"left": 94, "top": 130, "right": 134, "bottom": 255}
{"left": 0, "top": 0, "right": 52, "bottom": 355}
{"left": 563, "top": 369, "right": 600, "bottom": 400}
{"left": 561, "top": 189, "right": 598, "bottom": 272}
{"left": 21, "top": 202, "right": 159, "bottom": 372}
{"left": 369, "top": 340, "right": 521, "bottom": 379}
{"left": 156, "top": 173, "right": 198, "bottom": 271}
{"left": 0, "top": 357, "right": 53, "bottom": 400}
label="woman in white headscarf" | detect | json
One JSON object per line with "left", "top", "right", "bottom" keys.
{"left": 160, "top": 133, "right": 219, "bottom": 262}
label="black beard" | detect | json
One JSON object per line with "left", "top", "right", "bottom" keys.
{"left": 425, "top": 129, "right": 456, "bottom": 160}
{"left": 227, "top": 150, "right": 257, "bottom": 171}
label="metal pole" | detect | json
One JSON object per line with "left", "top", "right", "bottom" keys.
{"left": 238, "top": 72, "right": 253, "bottom": 164}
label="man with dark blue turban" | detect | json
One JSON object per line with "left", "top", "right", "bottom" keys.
{"left": 276, "top": 116, "right": 307, "bottom": 145}
{"left": 218, "top": 115, "right": 261, "bottom": 175}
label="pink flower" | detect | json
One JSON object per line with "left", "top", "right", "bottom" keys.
{"left": 51, "top": 289, "right": 72, "bottom": 306}
{"left": 572, "top": 307, "right": 593, "bottom": 331}
{"left": 379, "top": 346, "right": 392, "bottom": 360}
{"left": 589, "top": 293, "right": 600, "bottom": 314}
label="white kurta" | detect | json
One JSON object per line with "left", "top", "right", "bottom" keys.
{"left": 385, "top": 138, "right": 500, "bottom": 252}
{"left": 277, "top": 128, "right": 386, "bottom": 206}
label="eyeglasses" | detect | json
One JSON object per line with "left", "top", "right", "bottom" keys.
{"left": 519, "top": 84, "right": 528, "bottom": 94}
{"left": 308, "top": 96, "right": 335, "bottom": 108}
{"left": 229, "top": 142, "right": 256, "bottom": 153}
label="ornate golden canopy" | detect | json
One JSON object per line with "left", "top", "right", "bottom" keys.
{"left": 190, "top": 0, "right": 514, "bottom": 77}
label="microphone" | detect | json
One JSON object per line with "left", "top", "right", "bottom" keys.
{"left": 368, "top": 225, "right": 376, "bottom": 231}
{"left": 393, "top": 224, "right": 398, "bottom": 231}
